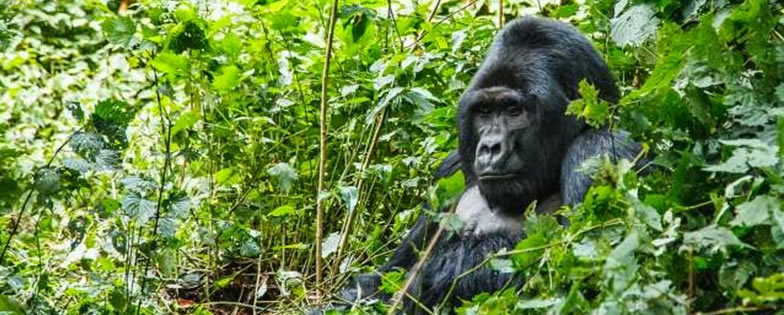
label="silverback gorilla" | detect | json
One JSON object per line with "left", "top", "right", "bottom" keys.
{"left": 337, "top": 16, "right": 643, "bottom": 313}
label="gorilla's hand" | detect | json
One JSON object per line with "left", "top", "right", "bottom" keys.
{"left": 339, "top": 272, "right": 383, "bottom": 302}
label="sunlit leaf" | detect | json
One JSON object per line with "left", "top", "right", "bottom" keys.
{"left": 171, "top": 111, "right": 199, "bottom": 136}
{"left": 151, "top": 52, "right": 189, "bottom": 78}
{"left": 269, "top": 205, "right": 295, "bottom": 217}
{"left": 267, "top": 163, "right": 298, "bottom": 192}
{"left": 213, "top": 65, "right": 241, "bottom": 92}
{"left": 102, "top": 16, "right": 135, "bottom": 46}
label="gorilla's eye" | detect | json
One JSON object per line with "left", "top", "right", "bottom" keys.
{"left": 508, "top": 106, "right": 523, "bottom": 116}
{"left": 476, "top": 106, "right": 492, "bottom": 116}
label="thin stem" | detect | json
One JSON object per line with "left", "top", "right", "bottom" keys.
{"left": 426, "top": 0, "right": 442, "bottom": 22}
{"left": 136, "top": 68, "right": 172, "bottom": 315}
{"left": 387, "top": 0, "right": 404, "bottom": 50}
{"left": 316, "top": 0, "right": 340, "bottom": 296}
{"left": 498, "top": 0, "right": 504, "bottom": 27}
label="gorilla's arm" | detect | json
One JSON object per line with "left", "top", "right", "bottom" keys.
{"left": 377, "top": 214, "right": 436, "bottom": 272}
{"left": 340, "top": 156, "right": 456, "bottom": 302}
{"left": 376, "top": 151, "right": 469, "bottom": 273}
{"left": 560, "top": 129, "right": 642, "bottom": 205}
{"left": 340, "top": 209, "right": 442, "bottom": 302}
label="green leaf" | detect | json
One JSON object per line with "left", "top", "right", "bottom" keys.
{"left": 217, "top": 32, "right": 242, "bottom": 59}
{"left": 610, "top": 4, "right": 659, "bottom": 47}
{"left": 109, "top": 289, "right": 127, "bottom": 312}
{"left": 92, "top": 99, "right": 135, "bottom": 149}
{"left": 549, "top": 4, "right": 578, "bottom": 18}
{"left": 169, "top": 21, "right": 207, "bottom": 53}
{"left": 339, "top": 185, "right": 358, "bottom": 214}
{"left": 434, "top": 170, "right": 465, "bottom": 209}
{"left": 517, "top": 298, "right": 560, "bottom": 309}
{"left": 169, "top": 195, "right": 191, "bottom": 218}
{"left": 265, "top": 0, "right": 290, "bottom": 13}
{"left": 374, "top": 75, "right": 395, "bottom": 90}
{"left": 512, "top": 216, "right": 559, "bottom": 268}
{"left": 719, "top": 261, "right": 756, "bottom": 293}
{"left": 122, "top": 193, "right": 156, "bottom": 225}
{"left": 151, "top": 52, "right": 189, "bottom": 78}
{"left": 776, "top": 84, "right": 784, "bottom": 103}
{"left": 171, "top": 111, "right": 199, "bottom": 136}
{"left": 102, "top": 16, "right": 135, "bottom": 46}
{"left": 683, "top": 225, "right": 750, "bottom": 253}
{"left": 703, "top": 139, "right": 778, "bottom": 174}
{"left": 730, "top": 195, "right": 778, "bottom": 227}
{"left": 605, "top": 232, "right": 638, "bottom": 268}
{"left": 215, "top": 167, "right": 240, "bottom": 185}
{"left": 380, "top": 269, "right": 406, "bottom": 294}
{"left": 321, "top": 232, "right": 340, "bottom": 258}
{"left": 603, "top": 232, "right": 640, "bottom": 292}
{"left": 95, "top": 99, "right": 135, "bottom": 126}
{"left": 267, "top": 163, "right": 299, "bottom": 192}
{"left": 240, "top": 239, "right": 260, "bottom": 257}
{"left": 488, "top": 258, "right": 515, "bottom": 273}
{"left": 70, "top": 132, "right": 105, "bottom": 159}
{"left": 212, "top": 65, "right": 241, "bottom": 92}
{"left": 634, "top": 200, "right": 662, "bottom": 231}
{"left": 269, "top": 205, "right": 295, "bottom": 217}
{"left": 214, "top": 275, "right": 235, "bottom": 289}
{"left": 772, "top": 206, "right": 784, "bottom": 238}
{"left": 0, "top": 295, "right": 24, "bottom": 315}
{"left": 567, "top": 80, "right": 608, "bottom": 127}
{"left": 737, "top": 273, "right": 784, "bottom": 304}
{"left": 34, "top": 168, "right": 60, "bottom": 195}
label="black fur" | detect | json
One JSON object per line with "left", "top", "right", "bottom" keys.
{"left": 333, "top": 16, "right": 643, "bottom": 314}
{"left": 458, "top": 17, "right": 618, "bottom": 214}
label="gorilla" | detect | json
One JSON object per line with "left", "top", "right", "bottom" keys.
{"left": 335, "top": 16, "right": 643, "bottom": 313}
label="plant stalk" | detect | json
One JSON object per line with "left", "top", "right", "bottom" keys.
{"left": 316, "top": 0, "right": 340, "bottom": 296}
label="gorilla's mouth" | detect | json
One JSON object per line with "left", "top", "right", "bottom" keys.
{"left": 478, "top": 173, "right": 518, "bottom": 181}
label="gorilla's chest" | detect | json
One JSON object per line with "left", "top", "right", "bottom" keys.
{"left": 455, "top": 186, "right": 524, "bottom": 236}
{"left": 455, "top": 186, "right": 562, "bottom": 236}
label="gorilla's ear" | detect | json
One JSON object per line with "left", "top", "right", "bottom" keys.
{"left": 435, "top": 151, "right": 462, "bottom": 179}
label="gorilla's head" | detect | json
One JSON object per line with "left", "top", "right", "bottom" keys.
{"left": 457, "top": 17, "right": 618, "bottom": 214}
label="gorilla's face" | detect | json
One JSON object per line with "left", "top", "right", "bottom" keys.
{"left": 459, "top": 85, "right": 564, "bottom": 213}
{"left": 466, "top": 87, "right": 532, "bottom": 179}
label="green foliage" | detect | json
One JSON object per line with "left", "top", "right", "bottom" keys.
{"left": 566, "top": 79, "right": 610, "bottom": 127}
{"left": 0, "top": 0, "right": 783, "bottom": 314}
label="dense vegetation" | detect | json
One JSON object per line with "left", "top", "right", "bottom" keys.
{"left": 0, "top": 0, "right": 783, "bottom": 314}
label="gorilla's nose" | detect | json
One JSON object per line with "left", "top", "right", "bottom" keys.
{"left": 476, "top": 135, "right": 507, "bottom": 169}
